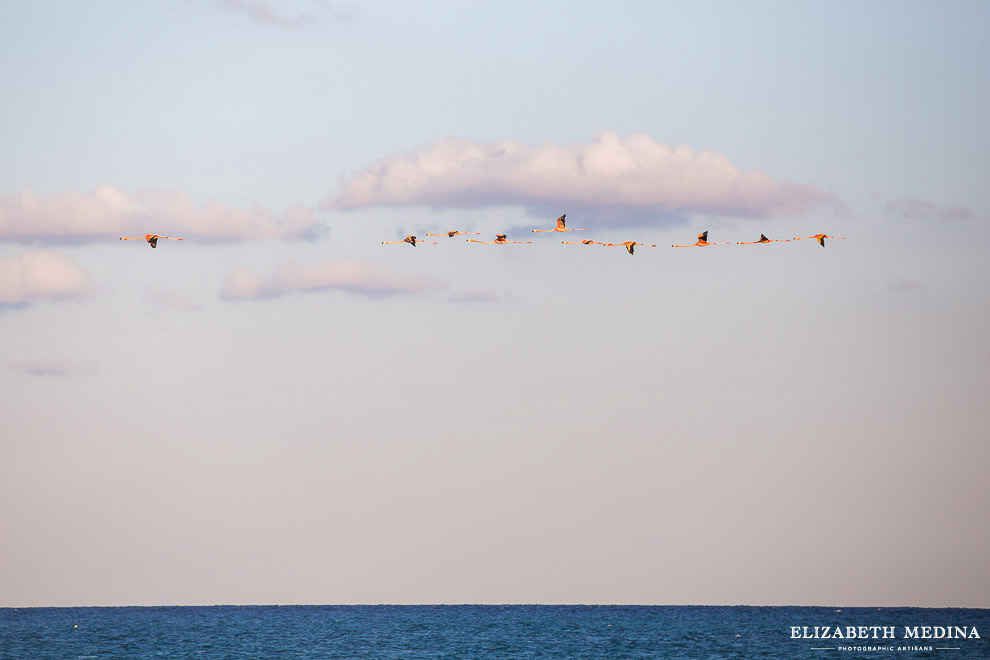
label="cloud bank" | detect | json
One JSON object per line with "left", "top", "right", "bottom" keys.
{"left": 326, "top": 132, "right": 838, "bottom": 223}
{"left": 0, "top": 250, "right": 94, "bottom": 305}
{"left": 221, "top": 260, "right": 442, "bottom": 300}
{"left": 0, "top": 185, "right": 322, "bottom": 244}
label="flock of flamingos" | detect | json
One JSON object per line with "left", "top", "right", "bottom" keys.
{"left": 383, "top": 213, "right": 847, "bottom": 254}
{"left": 119, "top": 214, "right": 846, "bottom": 255}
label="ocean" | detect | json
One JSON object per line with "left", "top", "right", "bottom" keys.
{"left": 2, "top": 605, "right": 988, "bottom": 659}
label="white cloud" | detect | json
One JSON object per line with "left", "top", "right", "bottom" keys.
{"left": 886, "top": 278, "right": 923, "bottom": 294}
{"left": 326, "top": 132, "right": 840, "bottom": 223}
{"left": 0, "top": 185, "right": 323, "bottom": 244}
{"left": 8, "top": 358, "right": 98, "bottom": 377}
{"left": 218, "top": 0, "right": 354, "bottom": 27}
{"left": 448, "top": 289, "right": 514, "bottom": 304}
{"left": 221, "top": 260, "right": 442, "bottom": 300}
{"left": 0, "top": 250, "right": 94, "bottom": 305}
{"left": 144, "top": 290, "right": 202, "bottom": 312}
{"left": 878, "top": 195, "right": 972, "bottom": 221}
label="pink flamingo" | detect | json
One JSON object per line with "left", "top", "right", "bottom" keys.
{"left": 605, "top": 241, "right": 656, "bottom": 255}
{"left": 467, "top": 234, "right": 532, "bottom": 244}
{"left": 793, "top": 233, "right": 846, "bottom": 247}
{"left": 737, "top": 234, "right": 791, "bottom": 245}
{"left": 532, "top": 214, "right": 587, "bottom": 233}
{"left": 381, "top": 235, "right": 436, "bottom": 247}
{"left": 672, "top": 231, "right": 729, "bottom": 247}
{"left": 425, "top": 231, "right": 480, "bottom": 238}
{"left": 119, "top": 234, "right": 183, "bottom": 248}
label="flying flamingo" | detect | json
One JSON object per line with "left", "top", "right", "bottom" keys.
{"left": 532, "top": 214, "right": 587, "bottom": 233}
{"left": 425, "top": 231, "right": 480, "bottom": 237}
{"left": 119, "top": 234, "right": 183, "bottom": 248}
{"left": 671, "top": 231, "right": 729, "bottom": 247}
{"left": 467, "top": 234, "right": 532, "bottom": 244}
{"left": 561, "top": 239, "right": 605, "bottom": 245}
{"left": 793, "top": 233, "right": 846, "bottom": 247}
{"left": 737, "top": 234, "right": 791, "bottom": 245}
{"left": 605, "top": 241, "right": 656, "bottom": 255}
{"left": 382, "top": 235, "right": 436, "bottom": 247}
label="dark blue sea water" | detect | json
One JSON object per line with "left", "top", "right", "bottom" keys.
{"left": 2, "top": 605, "right": 988, "bottom": 659}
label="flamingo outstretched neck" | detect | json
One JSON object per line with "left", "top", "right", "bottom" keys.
{"left": 120, "top": 234, "right": 183, "bottom": 248}
{"left": 382, "top": 235, "right": 436, "bottom": 246}
{"left": 467, "top": 234, "right": 532, "bottom": 244}
{"left": 737, "top": 234, "right": 790, "bottom": 245}
{"left": 605, "top": 241, "right": 656, "bottom": 255}
{"left": 533, "top": 214, "right": 586, "bottom": 233}
{"left": 794, "top": 233, "right": 846, "bottom": 247}
{"left": 672, "top": 231, "right": 729, "bottom": 248}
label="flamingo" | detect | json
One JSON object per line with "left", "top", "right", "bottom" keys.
{"left": 794, "top": 233, "right": 846, "bottom": 247}
{"left": 425, "top": 231, "right": 480, "bottom": 237}
{"left": 605, "top": 241, "right": 656, "bottom": 255}
{"left": 737, "top": 233, "right": 791, "bottom": 245}
{"left": 467, "top": 234, "right": 532, "bottom": 244}
{"left": 671, "top": 230, "right": 729, "bottom": 247}
{"left": 561, "top": 239, "right": 606, "bottom": 245}
{"left": 119, "top": 234, "right": 183, "bottom": 248}
{"left": 532, "top": 213, "right": 587, "bottom": 233}
{"left": 381, "top": 235, "right": 436, "bottom": 247}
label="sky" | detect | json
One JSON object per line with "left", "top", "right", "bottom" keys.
{"left": 1, "top": 0, "right": 988, "bottom": 608}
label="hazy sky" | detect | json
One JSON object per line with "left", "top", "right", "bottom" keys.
{"left": 2, "top": 0, "right": 988, "bottom": 608}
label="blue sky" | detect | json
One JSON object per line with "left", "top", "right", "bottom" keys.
{"left": 1, "top": 0, "right": 988, "bottom": 607}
